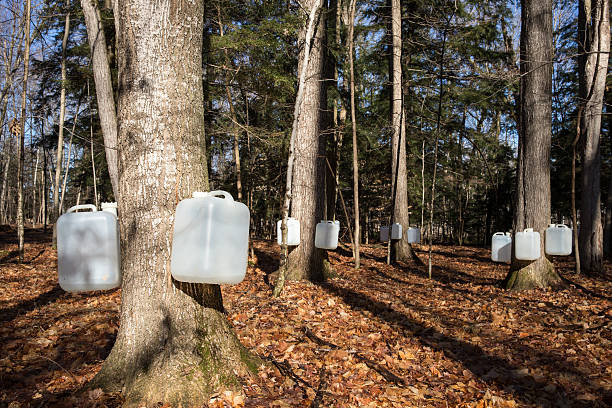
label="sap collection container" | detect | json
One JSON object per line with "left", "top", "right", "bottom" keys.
{"left": 407, "top": 227, "right": 420, "bottom": 244}
{"left": 515, "top": 228, "right": 540, "bottom": 261}
{"left": 57, "top": 204, "right": 121, "bottom": 292}
{"left": 277, "top": 217, "right": 300, "bottom": 246}
{"left": 491, "top": 232, "right": 511, "bottom": 263}
{"left": 545, "top": 224, "right": 572, "bottom": 256}
{"left": 315, "top": 220, "right": 340, "bottom": 250}
{"left": 171, "top": 191, "right": 250, "bottom": 284}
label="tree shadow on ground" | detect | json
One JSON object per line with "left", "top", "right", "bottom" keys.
{"left": 317, "top": 280, "right": 606, "bottom": 407}
{"left": 0, "top": 284, "right": 64, "bottom": 323}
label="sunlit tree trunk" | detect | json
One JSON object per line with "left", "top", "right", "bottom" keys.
{"left": 389, "top": 0, "right": 417, "bottom": 263}
{"left": 53, "top": 5, "right": 70, "bottom": 219}
{"left": 81, "top": 0, "right": 119, "bottom": 198}
{"left": 16, "top": 0, "right": 31, "bottom": 262}
{"left": 280, "top": 0, "right": 330, "bottom": 282}
{"left": 89, "top": 0, "right": 257, "bottom": 404}
{"left": 577, "top": 0, "right": 609, "bottom": 274}
{"left": 504, "top": 0, "right": 561, "bottom": 290}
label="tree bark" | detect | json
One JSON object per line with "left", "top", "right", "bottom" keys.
{"left": 504, "top": 0, "right": 561, "bottom": 290}
{"left": 347, "top": 0, "right": 360, "bottom": 269}
{"left": 578, "top": 0, "right": 609, "bottom": 274}
{"left": 283, "top": 0, "right": 330, "bottom": 281}
{"left": 17, "top": 0, "right": 31, "bottom": 262}
{"left": 89, "top": 0, "right": 258, "bottom": 404}
{"left": 81, "top": 0, "right": 119, "bottom": 199}
{"left": 389, "top": 0, "right": 417, "bottom": 264}
{"left": 53, "top": 6, "right": 70, "bottom": 220}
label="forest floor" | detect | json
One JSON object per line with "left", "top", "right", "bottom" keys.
{"left": 0, "top": 227, "right": 611, "bottom": 408}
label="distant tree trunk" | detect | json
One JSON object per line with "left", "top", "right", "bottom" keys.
{"left": 89, "top": 0, "right": 257, "bottom": 404}
{"left": 17, "top": 0, "right": 31, "bottom": 262}
{"left": 604, "top": 173, "right": 612, "bottom": 259}
{"left": 347, "top": 0, "right": 360, "bottom": 269}
{"left": 53, "top": 6, "right": 70, "bottom": 219}
{"left": 578, "top": 0, "right": 609, "bottom": 274}
{"left": 282, "top": 0, "right": 330, "bottom": 282}
{"left": 0, "top": 141, "right": 11, "bottom": 224}
{"left": 504, "top": 0, "right": 561, "bottom": 290}
{"left": 389, "top": 0, "right": 417, "bottom": 263}
{"left": 81, "top": 0, "right": 119, "bottom": 199}
{"left": 216, "top": 6, "right": 242, "bottom": 201}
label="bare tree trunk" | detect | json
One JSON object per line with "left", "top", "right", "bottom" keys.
{"left": 577, "top": 0, "right": 609, "bottom": 274}
{"left": 276, "top": 0, "right": 329, "bottom": 287}
{"left": 88, "top": 81, "right": 98, "bottom": 208}
{"left": 216, "top": 6, "right": 242, "bottom": 202}
{"left": 81, "top": 0, "right": 119, "bottom": 198}
{"left": 348, "top": 0, "right": 360, "bottom": 269}
{"left": 0, "top": 141, "right": 11, "bottom": 224}
{"left": 504, "top": 0, "right": 560, "bottom": 290}
{"left": 53, "top": 5, "right": 70, "bottom": 220}
{"left": 59, "top": 99, "right": 82, "bottom": 211}
{"left": 420, "top": 138, "right": 425, "bottom": 230}
{"left": 89, "top": 0, "right": 257, "bottom": 404}
{"left": 604, "top": 173, "right": 612, "bottom": 259}
{"left": 389, "top": 0, "right": 417, "bottom": 264}
{"left": 16, "top": 0, "right": 31, "bottom": 262}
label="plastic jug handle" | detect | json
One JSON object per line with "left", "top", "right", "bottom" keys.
{"left": 207, "top": 190, "right": 234, "bottom": 201}
{"left": 493, "top": 232, "right": 504, "bottom": 236}
{"left": 524, "top": 228, "right": 533, "bottom": 232}
{"left": 556, "top": 224, "right": 569, "bottom": 229}
{"left": 67, "top": 204, "right": 97, "bottom": 213}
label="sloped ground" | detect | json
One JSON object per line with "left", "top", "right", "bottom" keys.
{"left": 1, "top": 227, "right": 610, "bottom": 407}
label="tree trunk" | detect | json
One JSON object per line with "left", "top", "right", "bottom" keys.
{"left": 389, "top": 0, "right": 417, "bottom": 264}
{"left": 81, "top": 0, "right": 119, "bottom": 199}
{"left": 504, "top": 0, "right": 561, "bottom": 290}
{"left": 604, "top": 173, "right": 612, "bottom": 259}
{"left": 53, "top": 6, "right": 70, "bottom": 220}
{"left": 578, "top": 0, "right": 609, "bottom": 275}
{"left": 283, "top": 0, "right": 330, "bottom": 281}
{"left": 0, "top": 140, "right": 11, "bottom": 224}
{"left": 347, "top": 0, "right": 360, "bottom": 269}
{"left": 17, "top": 0, "right": 31, "bottom": 262}
{"left": 89, "top": 0, "right": 258, "bottom": 404}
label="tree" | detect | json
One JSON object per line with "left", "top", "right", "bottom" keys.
{"left": 504, "top": 0, "right": 561, "bottom": 290}
{"left": 81, "top": 0, "right": 118, "bottom": 198}
{"left": 577, "top": 0, "right": 609, "bottom": 274}
{"left": 282, "top": 0, "right": 330, "bottom": 281}
{"left": 89, "top": 0, "right": 258, "bottom": 404}
{"left": 389, "top": 0, "right": 418, "bottom": 264}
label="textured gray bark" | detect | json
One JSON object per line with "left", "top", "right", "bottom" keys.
{"left": 578, "top": 0, "right": 609, "bottom": 274}
{"left": 285, "top": 0, "right": 329, "bottom": 281}
{"left": 389, "top": 0, "right": 417, "bottom": 264}
{"left": 505, "top": 0, "right": 560, "bottom": 290}
{"left": 81, "top": 0, "right": 119, "bottom": 199}
{"left": 89, "top": 0, "right": 256, "bottom": 404}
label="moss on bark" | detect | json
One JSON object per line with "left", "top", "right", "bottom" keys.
{"left": 503, "top": 256, "right": 562, "bottom": 290}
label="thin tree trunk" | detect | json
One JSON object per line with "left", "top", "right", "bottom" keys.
{"left": 504, "top": 0, "right": 560, "bottom": 290}
{"left": 59, "top": 99, "right": 82, "bottom": 211}
{"left": 0, "top": 141, "right": 11, "bottom": 224}
{"left": 81, "top": 0, "right": 119, "bottom": 198}
{"left": 427, "top": 24, "right": 448, "bottom": 279}
{"left": 53, "top": 5, "right": 70, "bottom": 220}
{"left": 274, "top": 0, "right": 326, "bottom": 296}
{"left": 216, "top": 6, "right": 242, "bottom": 202}
{"left": 89, "top": 0, "right": 257, "bottom": 403}
{"left": 17, "top": 0, "right": 31, "bottom": 262}
{"left": 577, "top": 0, "right": 609, "bottom": 274}
{"left": 89, "top": 81, "right": 98, "bottom": 208}
{"left": 348, "top": 0, "right": 360, "bottom": 269}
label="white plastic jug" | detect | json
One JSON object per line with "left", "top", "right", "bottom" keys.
{"left": 315, "top": 220, "right": 340, "bottom": 250}
{"left": 491, "top": 232, "right": 511, "bottom": 263}
{"left": 101, "top": 202, "right": 117, "bottom": 216}
{"left": 171, "top": 191, "right": 249, "bottom": 284}
{"left": 407, "top": 227, "right": 420, "bottom": 244}
{"left": 57, "top": 204, "right": 121, "bottom": 292}
{"left": 277, "top": 217, "right": 300, "bottom": 246}
{"left": 380, "top": 226, "right": 389, "bottom": 242}
{"left": 515, "top": 228, "right": 541, "bottom": 261}
{"left": 391, "top": 223, "right": 403, "bottom": 240}
{"left": 545, "top": 224, "right": 572, "bottom": 256}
